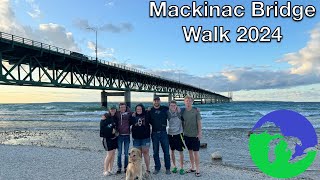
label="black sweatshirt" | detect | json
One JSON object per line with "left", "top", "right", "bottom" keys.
{"left": 130, "top": 113, "right": 150, "bottom": 139}
{"left": 148, "top": 106, "right": 169, "bottom": 133}
{"left": 100, "top": 114, "right": 117, "bottom": 139}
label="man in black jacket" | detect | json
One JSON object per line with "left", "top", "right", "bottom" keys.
{"left": 148, "top": 96, "right": 171, "bottom": 175}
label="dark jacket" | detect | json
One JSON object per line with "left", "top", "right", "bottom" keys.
{"left": 130, "top": 113, "right": 150, "bottom": 139}
{"left": 100, "top": 113, "right": 117, "bottom": 139}
{"left": 148, "top": 106, "right": 169, "bottom": 133}
{"left": 115, "top": 111, "right": 132, "bottom": 135}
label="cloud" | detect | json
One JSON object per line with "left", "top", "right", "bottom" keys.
{"left": 138, "top": 25, "right": 320, "bottom": 92}
{"left": 147, "top": 66, "right": 318, "bottom": 92}
{"left": 25, "top": 0, "right": 41, "bottom": 19}
{"left": 0, "top": 1, "right": 80, "bottom": 52}
{"left": 127, "top": 64, "right": 147, "bottom": 70}
{"left": 100, "top": 23, "right": 133, "bottom": 33}
{"left": 36, "top": 23, "right": 80, "bottom": 51}
{"left": 73, "top": 19, "right": 90, "bottom": 30}
{"left": 105, "top": 0, "right": 114, "bottom": 7}
{"left": 73, "top": 18, "right": 133, "bottom": 33}
{"left": 87, "top": 41, "right": 115, "bottom": 59}
{"left": 0, "top": 0, "right": 25, "bottom": 34}
{"left": 280, "top": 24, "right": 320, "bottom": 76}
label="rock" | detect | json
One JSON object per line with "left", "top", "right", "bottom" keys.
{"left": 211, "top": 151, "right": 222, "bottom": 160}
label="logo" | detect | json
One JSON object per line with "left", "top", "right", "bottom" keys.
{"left": 249, "top": 110, "right": 318, "bottom": 178}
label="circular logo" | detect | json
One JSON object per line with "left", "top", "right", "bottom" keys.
{"left": 249, "top": 110, "right": 318, "bottom": 178}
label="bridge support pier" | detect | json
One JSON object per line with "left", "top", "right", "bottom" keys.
{"left": 101, "top": 90, "right": 132, "bottom": 108}
{"left": 0, "top": 53, "right": 3, "bottom": 79}
{"left": 101, "top": 90, "right": 108, "bottom": 107}
{"left": 124, "top": 90, "right": 131, "bottom": 108}
{"left": 168, "top": 93, "right": 173, "bottom": 102}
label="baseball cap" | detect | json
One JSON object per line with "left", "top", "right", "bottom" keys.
{"left": 153, "top": 96, "right": 160, "bottom": 101}
{"left": 110, "top": 106, "right": 117, "bottom": 110}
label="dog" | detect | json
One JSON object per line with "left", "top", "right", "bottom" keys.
{"left": 126, "top": 148, "right": 143, "bottom": 180}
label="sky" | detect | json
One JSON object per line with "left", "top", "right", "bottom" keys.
{"left": 1, "top": 0, "right": 320, "bottom": 103}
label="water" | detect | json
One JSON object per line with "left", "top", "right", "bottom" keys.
{"left": 0, "top": 101, "right": 319, "bottom": 174}
{"left": 1, "top": 101, "right": 320, "bottom": 128}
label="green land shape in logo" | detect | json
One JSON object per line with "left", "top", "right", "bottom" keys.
{"left": 249, "top": 132, "right": 317, "bottom": 178}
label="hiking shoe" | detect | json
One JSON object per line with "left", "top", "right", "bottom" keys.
{"left": 153, "top": 170, "right": 160, "bottom": 175}
{"left": 179, "top": 169, "right": 185, "bottom": 175}
{"left": 172, "top": 167, "right": 178, "bottom": 173}
{"left": 166, "top": 169, "right": 171, "bottom": 175}
{"left": 116, "top": 169, "right": 121, "bottom": 174}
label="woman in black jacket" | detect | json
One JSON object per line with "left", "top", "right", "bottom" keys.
{"left": 100, "top": 106, "right": 118, "bottom": 176}
{"left": 130, "top": 104, "right": 151, "bottom": 174}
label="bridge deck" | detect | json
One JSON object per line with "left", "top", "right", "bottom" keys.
{"left": 0, "top": 32, "right": 230, "bottom": 101}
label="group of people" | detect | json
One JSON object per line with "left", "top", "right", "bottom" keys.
{"left": 99, "top": 95, "right": 202, "bottom": 177}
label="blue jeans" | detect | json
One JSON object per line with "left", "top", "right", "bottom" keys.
{"left": 117, "top": 135, "right": 130, "bottom": 169}
{"left": 151, "top": 131, "right": 170, "bottom": 171}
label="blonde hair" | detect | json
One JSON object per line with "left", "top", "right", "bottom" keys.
{"left": 184, "top": 95, "right": 194, "bottom": 102}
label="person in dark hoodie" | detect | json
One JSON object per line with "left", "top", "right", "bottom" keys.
{"left": 100, "top": 106, "right": 118, "bottom": 176}
{"left": 130, "top": 104, "right": 151, "bottom": 174}
{"left": 115, "top": 103, "right": 132, "bottom": 174}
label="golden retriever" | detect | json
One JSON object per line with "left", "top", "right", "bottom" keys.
{"left": 126, "top": 148, "right": 143, "bottom": 180}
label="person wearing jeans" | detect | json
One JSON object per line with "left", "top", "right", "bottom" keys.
{"left": 117, "top": 134, "right": 130, "bottom": 173}
{"left": 148, "top": 96, "right": 171, "bottom": 175}
{"left": 115, "top": 103, "right": 131, "bottom": 174}
{"left": 151, "top": 131, "right": 170, "bottom": 172}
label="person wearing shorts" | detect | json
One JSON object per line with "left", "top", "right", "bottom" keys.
{"left": 130, "top": 104, "right": 151, "bottom": 174}
{"left": 167, "top": 100, "right": 186, "bottom": 175}
{"left": 182, "top": 96, "right": 202, "bottom": 177}
{"left": 100, "top": 106, "right": 118, "bottom": 176}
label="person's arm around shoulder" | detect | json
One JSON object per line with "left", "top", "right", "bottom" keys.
{"left": 147, "top": 108, "right": 153, "bottom": 125}
{"left": 196, "top": 109, "right": 202, "bottom": 140}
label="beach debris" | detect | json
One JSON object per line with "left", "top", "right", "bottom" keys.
{"left": 211, "top": 151, "right": 222, "bottom": 160}
{"left": 200, "top": 143, "right": 207, "bottom": 148}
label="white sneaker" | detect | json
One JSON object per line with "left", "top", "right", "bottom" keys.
{"left": 103, "top": 171, "right": 110, "bottom": 176}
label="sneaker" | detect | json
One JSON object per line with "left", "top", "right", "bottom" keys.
{"left": 179, "top": 169, "right": 185, "bottom": 175}
{"left": 153, "top": 170, "right": 160, "bottom": 175}
{"left": 103, "top": 171, "right": 110, "bottom": 176}
{"left": 166, "top": 169, "right": 171, "bottom": 175}
{"left": 124, "top": 168, "right": 127, "bottom": 173}
{"left": 172, "top": 167, "right": 178, "bottom": 173}
{"left": 116, "top": 169, "right": 121, "bottom": 174}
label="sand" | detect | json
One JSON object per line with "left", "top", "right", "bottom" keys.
{"left": 0, "top": 125, "right": 318, "bottom": 180}
{"left": 0, "top": 144, "right": 273, "bottom": 180}
{"left": 1, "top": 144, "right": 319, "bottom": 180}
